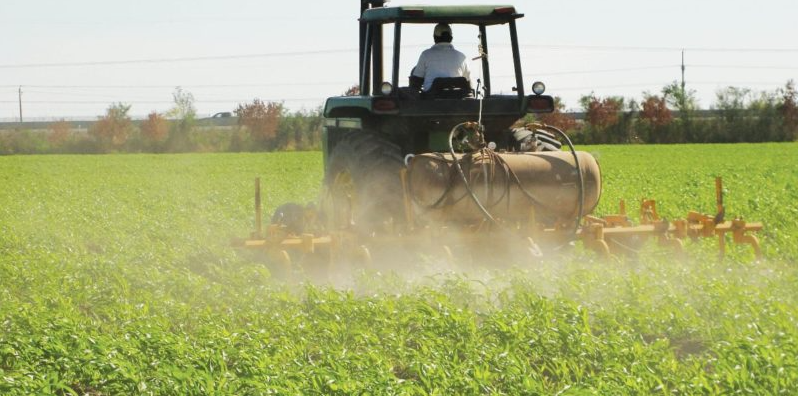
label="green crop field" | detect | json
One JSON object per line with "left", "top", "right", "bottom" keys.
{"left": 1, "top": 143, "right": 797, "bottom": 394}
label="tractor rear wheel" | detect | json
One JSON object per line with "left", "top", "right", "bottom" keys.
{"left": 324, "top": 131, "right": 405, "bottom": 236}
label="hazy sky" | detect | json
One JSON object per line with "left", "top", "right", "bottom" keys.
{"left": 1, "top": 0, "right": 796, "bottom": 120}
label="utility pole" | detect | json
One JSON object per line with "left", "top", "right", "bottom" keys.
{"left": 681, "top": 50, "right": 686, "bottom": 93}
{"left": 18, "top": 86, "right": 23, "bottom": 123}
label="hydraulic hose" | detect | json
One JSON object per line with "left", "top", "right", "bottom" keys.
{"left": 448, "top": 123, "right": 499, "bottom": 225}
{"left": 529, "top": 123, "right": 584, "bottom": 234}
{"left": 410, "top": 122, "right": 584, "bottom": 238}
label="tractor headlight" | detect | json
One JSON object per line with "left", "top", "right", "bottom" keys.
{"left": 532, "top": 81, "right": 546, "bottom": 95}
{"left": 380, "top": 82, "right": 393, "bottom": 96}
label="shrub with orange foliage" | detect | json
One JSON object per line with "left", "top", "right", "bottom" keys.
{"left": 48, "top": 120, "right": 71, "bottom": 146}
{"left": 584, "top": 96, "right": 621, "bottom": 129}
{"left": 89, "top": 103, "right": 134, "bottom": 150}
{"left": 141, "top": 112, "right": 169, "bottom": 143}
{"left": 235, "top": 99, "right": 283, "bottom": 146}
{"left": 640, "top": 95, "right": 672, "bottom": 127}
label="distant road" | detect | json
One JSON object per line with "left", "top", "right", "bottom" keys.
{"left": 0, "top": 115, "right": 239, "bottom": 131}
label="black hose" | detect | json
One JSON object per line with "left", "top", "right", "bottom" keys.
{"left": 410, "top": 122, "right": 584, "bottom": 238}
{"left": 448, "top": 123, "right": 499, "bottom": 225}
{"left": 407, "top": 153, "right": 458, "bottom": 209}
{"left": 537, "top": 124, "right": 584, "bottom": 234}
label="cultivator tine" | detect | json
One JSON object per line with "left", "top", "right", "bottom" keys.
{"left": 658, "top": 236, "right": 686, "bottom": 260}
{"left": 527, "top": 237, "right": 543, "bottom": 258}
{"left": 731, "top": 219, "right": 763, "bottom": 259}
{"left": 254, "top": 177, "right": 263, "bottom": 239}
{"left": 442, "top": 245, "right": 454, "bottom": 263}
{"left": 400, "top": 168, "right": 415, "bottom": 228}
{"left": 640, "top": 200, "right": 659, "bottom": 225}
{"left": 275, "top": 250, "right": 292, "bottom": 277}
{"left": 715, "top": 177, "right": 725, "bottom": 224}
{"left": 358, "top": 245, "right": 373, "bottom": 269}
{"left": 582, "top": 223, "right": 611, "bottom": 258}
{"left": 598, "top": 200, "right": 632, "bottom": 227}
{"left": 301, "top": 234, "right": 315, "bottom": 254}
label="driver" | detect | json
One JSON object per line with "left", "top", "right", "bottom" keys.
{"left": 410, "top": 23, "right": 471, "bottom": 91}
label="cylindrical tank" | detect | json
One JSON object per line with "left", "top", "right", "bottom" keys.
{"left": 407, "top": 150, "right": 601, "bottom": 226}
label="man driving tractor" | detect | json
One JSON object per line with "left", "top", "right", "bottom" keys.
{"left": 410, "top": 23, "right": 471, "bottom": 91}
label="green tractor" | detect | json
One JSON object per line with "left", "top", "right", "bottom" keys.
{"left": 320, "top": 2, "right": 600, "bottom": 236}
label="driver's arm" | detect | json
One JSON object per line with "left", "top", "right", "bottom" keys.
{"left": 410, "top": 54, "right": 428, "bottom": 90}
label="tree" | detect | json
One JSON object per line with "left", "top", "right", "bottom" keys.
{"left": 662, "top": 81, "right": 698, "bottom": 113}
{"left": 344, "top": 85, "right": 360, "bottom": 96}
{"left": 640, "top": 95, "right": 672, "bottom": 127}
{"left": 235, "top": 99, "right": 283, "bottom": 149}
{"left": 661, "top": 81, "right": 699, "bottom": 142}
{"left": 583, "top": 95, "right": 620, "bottom": 129}
{"left": 48, "top": 120, "right": 71, "bottom": 147}
{"left": 579, "top": 94, "right": 624, "bottom": 143}
{"left": 779, "top": 80, "right": 798, "bottom": 141}
{"left": 140, "top": 111, "right": 170, "bottom": 145}
{"left": 276, "top": 107, "right": 324, "bottom": 151}
{"left": 90, "top": 103, "right": 134, "bottom": 151}
{"left": 166, "top": 87, "right": 196, "bottom": 151}
{"left": 167, "top": 86, "right": 196, "bottom": 121}
{"left": 714, "top": 86, "right": 752, "bottom": 142}
{"left": 639, "top": 94, "right": 672, "bottom": 143}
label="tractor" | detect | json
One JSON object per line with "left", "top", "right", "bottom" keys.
{"left": 235, "top": 2, "right": 762, "bottom": 276}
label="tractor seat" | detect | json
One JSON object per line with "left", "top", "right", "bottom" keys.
{"left": 421, "top": 77, "right": 474, "bottom": 99}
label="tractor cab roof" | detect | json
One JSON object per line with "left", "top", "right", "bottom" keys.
{"left": 360, "top": 5, "right": 522, "bottom": 25}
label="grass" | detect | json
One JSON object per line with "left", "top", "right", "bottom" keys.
{"left": 0, "top": 143, "right": 797, "bottom": 394}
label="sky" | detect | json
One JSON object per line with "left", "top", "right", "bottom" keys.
{"left": 1, "top": 0, "right": 796, "bottom": 120}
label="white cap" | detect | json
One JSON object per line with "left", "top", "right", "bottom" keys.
{"left": 434, "top": 23, "right": 452, "bottom": 38}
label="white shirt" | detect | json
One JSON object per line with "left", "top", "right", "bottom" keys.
{"left": 412, "top": 43, "right": 471, "bottom": 91}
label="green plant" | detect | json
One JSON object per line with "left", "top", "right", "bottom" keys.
{"left": 0, "top": 139, "right": 796, "bottom": 394}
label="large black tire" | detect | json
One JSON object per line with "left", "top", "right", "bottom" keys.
{"left": 324, "top": 131, "right": 405, "bottom": 235}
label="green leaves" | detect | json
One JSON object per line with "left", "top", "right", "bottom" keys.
{"left": 0, "top": 146, "right": 797, "bottom": 394}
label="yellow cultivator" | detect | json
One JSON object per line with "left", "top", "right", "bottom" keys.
{"left": 235, "top": 125, "right": 763, "bottom": 275}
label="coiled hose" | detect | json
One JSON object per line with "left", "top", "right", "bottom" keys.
{"left": 527, "top": 123, "right": 584, "bottom": 234}
{"left": 407, "top": 122, "right": 585, "bottom": 236}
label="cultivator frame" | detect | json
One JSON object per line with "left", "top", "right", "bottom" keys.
{"left": 576, "top": 176, "right": 762, "bottom": 260}
{"left": 234, "top": 176, "right": 763, "bottom": 272}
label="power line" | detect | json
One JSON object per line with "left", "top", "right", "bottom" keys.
{"left": 520, "top": 44, "right": 798, "bottom": 53}
{"left": 2, "top": 44, "right": 797, "bottom": 70}
{"left": 689, "top": 64, "right": 798, "bottom": 71}
{"left": 0, "top": 15, "right": 351, "bottom": 25}
{"left": 688, "top": 81, "right": 790, "bottom": 86}
{"left": 0, "top": 98, "right": 326, "bottom": 104}
{"left": 0, "top": 49, "right": 360, "bottom": 69}
{"left": 3, "top": 81, "right": 792, "bottom": 104}
{"left": 554, "top": 82, "right": 673, "bottom": 92}
{"left": 518, "top": 65, "right": 678, "bottom": 77}
{"left": 0, "top": 82, "right": 354, "bottom": 89}
{"left": 5, "top": 63, "right": 792, "bottom": 91}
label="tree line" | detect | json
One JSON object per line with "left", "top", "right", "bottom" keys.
{"left": 537, "top": 80, "right": 797, "bottom": 144}
{"left": 1, "top": 81, "right": 796, "bottom": 155}
{"left": 0, "top": 88, "right": 324, "bottom": 155}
